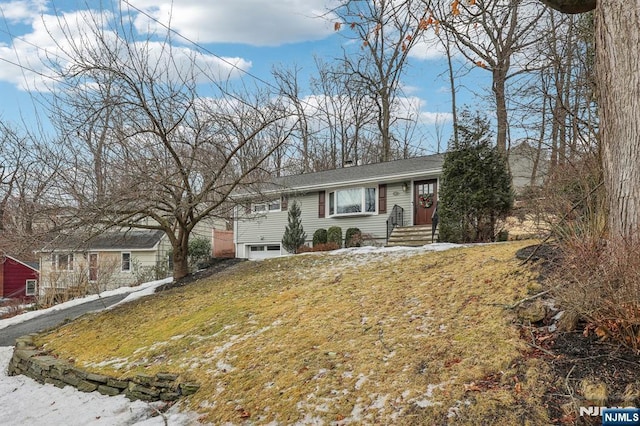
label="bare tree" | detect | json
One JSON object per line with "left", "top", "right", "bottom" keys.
{"left": 332, "top": 0, "right": 434, "bottom": 162}
{"left": 503, "top": 11, "right": 596, "bottom": 188}
{"left": 0, "top": 123, "right": 61, "bottom": 259}
{"left": 41, "top": 6, "right": 294, "bottom": 280}
{"left": 272, "top": 66, "right": 316, "bottom": 173}
{"left": 273, "top": 60, "right": 380, "bottom": 173}
{"left": 434, "top": 0, "right": 547, "bottom": 153}
{"left": 0, "top": 122, "right": 23, "bottom": 233}
{"left": 310, "top": 58, "right": 379, "bottom": 167}
{"left": 534, "top": 0, "right": 640, "bottom": 240}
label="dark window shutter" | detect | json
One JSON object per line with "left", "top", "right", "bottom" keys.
{"left": 378, "top": 184, "right": 387, "bottom": 214}
{"left": 318, "top": 191, "right": 325, "bottom": 218}
{"left": 245, "top": 204, "right": 251, "bottom": 215}
{"left": 281, "top": 195, "right": 288, "bottom": 211}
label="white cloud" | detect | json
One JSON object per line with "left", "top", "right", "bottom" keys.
{"left": 420, "top": 111, "right": 453, "bottom": 125}
{"left": 0, "top": 0, "right": 47, "bottom": 23}
{"left": 0, "top": 6, "right": 252, "bottom": 91}
{"left": 396, "top": 95, "right": 453, "bottom": 126}
{"left": 128, "top": 41, "right": 252, "bottom": 83}
{"left": 409, "top": 32, "right": 448, "bottom": 61}
{"left": 128, "top": 0, "right": 339, "bottom": 47}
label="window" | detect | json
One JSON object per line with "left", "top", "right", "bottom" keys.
{"left": 25, "top": 279, "right": 37, "bottom": 296}
{"left": 121, "top": 252, "right": 131, "bottom": 272}
{"left": 252, "top": 203, "right": 267, "bottom": 213}
{"left": 328, "top": 187, "right": 377, "bottom": 217}
{"left": 268, "top": 199, "right": 281, "bottom": 211}
{"left": 252, "top": 199, "right": 281, "bottom": 213}
{"left": 54, "top": 254, "right": 74, "bottom": 271}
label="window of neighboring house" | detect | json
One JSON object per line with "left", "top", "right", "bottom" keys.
{"left": 252, "top": 203, "right": 267, "bottom": 213}
{"left": 328, "top": 187, "right": 377, "bottom": 216}
{"left": 25, "top": 279, "right": 37, "bottom": 296}
{"left": 121, "top": 252, "right": 131, "bottom": 272}
{"left": 268, "top": 199, "right": 281, "bottom": 212}
{"left": 253, "top": 199, "right": 281, "bottom": 213}
{"left": 55, "top": 254, "right": 74, "bottom": 271}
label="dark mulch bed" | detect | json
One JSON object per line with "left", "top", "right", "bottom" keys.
{"left": 516, "top": 242, "right": 563, "bottom": 279}
{"left": 517, "top": 244, "right": 640, "bottom": 425}
{"left": 542, "top": 328, "right": 640, "bottom": 425}
{"left": 155, "top": 258, "right": 246, "bottom": 292}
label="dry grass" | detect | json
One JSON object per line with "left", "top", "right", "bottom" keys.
{"left": 36, "top": 241, "right": 551, "bottom": 424}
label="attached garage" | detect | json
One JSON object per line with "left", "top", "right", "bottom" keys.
{"left": 246, "top": 244, "right": 282, "bottom": 260}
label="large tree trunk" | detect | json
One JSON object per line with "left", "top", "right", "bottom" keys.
{"left": 493, "top": 68, "right": 509, "bottom": 154}
{"left": 596, "top": 1, "right": 640, "bottom": 239}
{"left": 172, "top": 231, "right": 190, "bottom": 281}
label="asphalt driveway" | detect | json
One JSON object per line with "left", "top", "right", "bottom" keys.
{"left": 0, "top": 294, "right": 129, "bottom": 346}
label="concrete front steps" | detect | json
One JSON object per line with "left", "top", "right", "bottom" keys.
{"left": 387, "top": 225, "right": 438, "bottom": 247}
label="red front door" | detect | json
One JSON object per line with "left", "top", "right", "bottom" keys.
{"left": 414, "top": 179, "right": 437, "bottom": 225}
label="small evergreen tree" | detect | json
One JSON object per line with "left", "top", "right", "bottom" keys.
{"left": 281, "top": 201, "right": 307, "bottom": 253}
{"left": 439, "top": 109, "right": 513, "bottom": 243}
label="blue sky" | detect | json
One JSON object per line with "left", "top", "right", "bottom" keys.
{"left": 0, "top": 0, "right": 490, "bottom": 154}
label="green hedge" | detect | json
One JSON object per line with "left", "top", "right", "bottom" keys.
{"left": 312, "top": 228, "right": 328, "bottom": 246}
{"left": 327, "top": 226, "right": 343, "bottom": 248}
{"left": 345, "top": 227, "right": 362, "bottom": 247}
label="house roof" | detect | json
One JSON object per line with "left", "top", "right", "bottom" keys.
{"left": 4, "top": 255, "right": 40, "bottom": 273}
{"left": 243, "top": 154, "right": 445, "bottom": 197}
{"left": 40, "top": 230, "right": 165, "bottom": 252}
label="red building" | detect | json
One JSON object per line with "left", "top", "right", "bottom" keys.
{"left": 0, "top": 254, "right": 39, "bottom": 301}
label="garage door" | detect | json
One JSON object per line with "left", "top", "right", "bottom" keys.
{"left": 247, "top": 244, "right": 282, "bottom": 259}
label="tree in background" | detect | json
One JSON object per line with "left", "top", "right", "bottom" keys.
{"left": 439, "top": 110, "right": 513, "bottom": 243}
{"left": 0, "top": 123, "right": 60, "bottom": 259}
{"left": 435, "top": 0, "right": 547, "bottom": 154}
{"left": 42, "top": 5, "right": 294, "bottom": 280}
{"left": 536, "top": 0, "right": 640, "bottom": 240}
{"left": 281, "top": 201, "right": 306, "bottom": 254}
{"left": 332, "top": 0, "right": 435, "bottom": 162}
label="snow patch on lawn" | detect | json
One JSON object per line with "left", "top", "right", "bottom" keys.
{"left": 410, "top": 380, "right": 454, "bottom": 409}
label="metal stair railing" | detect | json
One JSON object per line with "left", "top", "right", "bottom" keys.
{"left": 386, "top": 204, "right": 404, "bottom": 243}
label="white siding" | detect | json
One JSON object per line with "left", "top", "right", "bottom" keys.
{"left": 234, "top": 179, "right": 437, "bottom": 257}
{"left": 39, "top": 246, "right": 172, "bottom": 293}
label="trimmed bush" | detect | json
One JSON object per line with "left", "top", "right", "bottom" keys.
{"left": 312, "top": 228, "right": 328, "bottom": 246}
{"left": 327, "top": 226, "right": 343, "bottom": 248}
{"left": 188, "top": 237, "right": 212, "bottom": 269}
{"left": 345, "top": 227, "right": 362, "bottom": 247}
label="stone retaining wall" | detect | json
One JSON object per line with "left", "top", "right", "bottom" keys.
{"left": 7, "top": 334, "right": 199, "bottom": 402}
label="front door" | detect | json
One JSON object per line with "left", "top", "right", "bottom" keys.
{"left": 414, "top": 179, "right": 437, "bottom": 225}
{"left": 89, "top": 253, "right": 98, "bottom": 282}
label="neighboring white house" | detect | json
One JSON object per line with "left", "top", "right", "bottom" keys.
{"left": 233, "top": 154, "right": 445, "bottom": 259}
{"left": 38, "top": 230, "right": 172, "bottom": 297}
{"left": 509, "top": 141, "right": 549, "bottom": 192}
